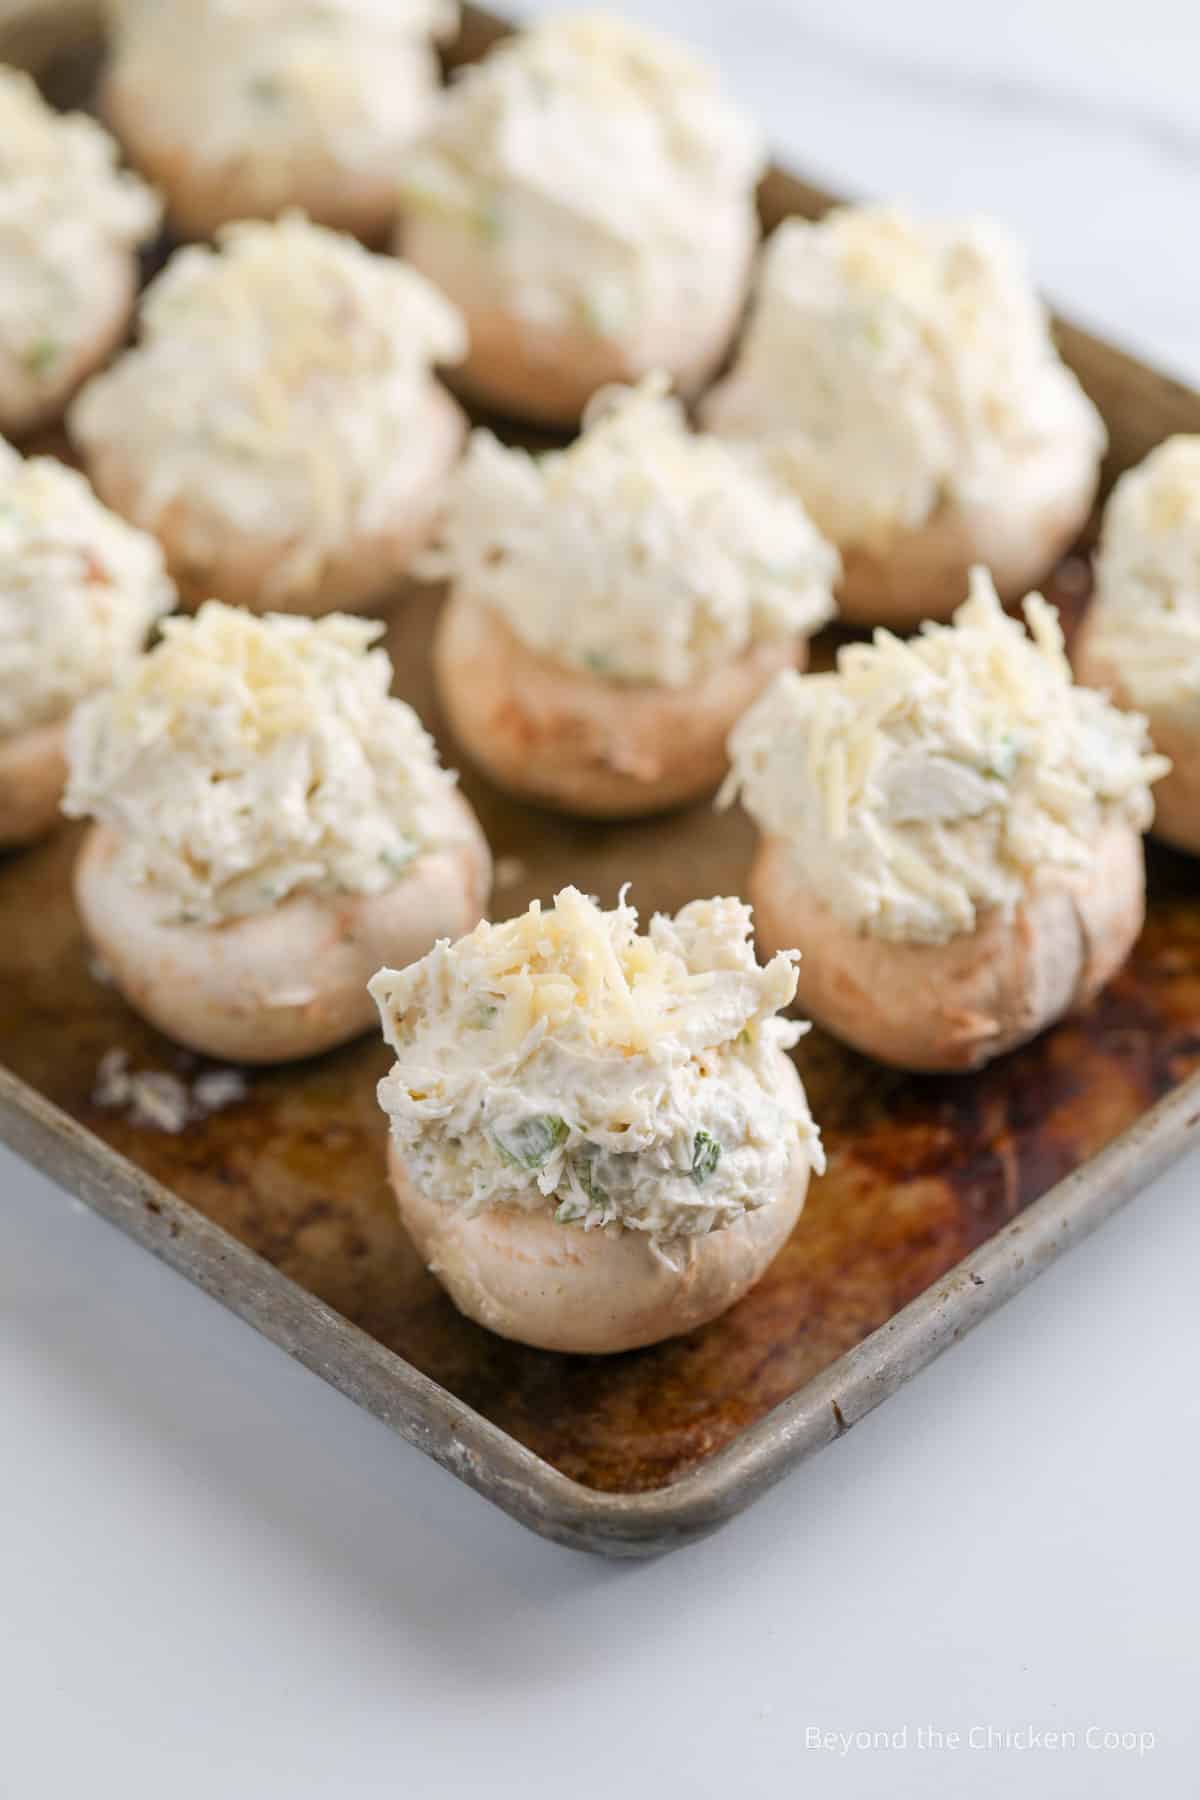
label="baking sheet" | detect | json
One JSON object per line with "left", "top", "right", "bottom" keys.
{"left": 3, "top": 4, "right": 1200, "bottom": 1554}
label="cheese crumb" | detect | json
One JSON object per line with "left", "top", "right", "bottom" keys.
{"left": 494, "top": 855, "right": 527, "bottom": 889}
{"left": 724, "top": 568, "right": 1167, "bottom": 945}
{"left": 93, "top": 1047, "right": 248, "bottom": 1132}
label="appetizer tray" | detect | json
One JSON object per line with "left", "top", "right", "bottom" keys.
{"left": 5, "top": 7, "right": 1200, "bottom": 1558}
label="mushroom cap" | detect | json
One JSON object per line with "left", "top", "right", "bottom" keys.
{"left": 386, "top": 1049, "right": 813, "bottom": 1353}
{"left": 78, "top": 381, "right": 465, "bottom": 615}
{"left": 0, "top": 718, "right": 68, "bottom": 849}
{"left": 73, "top": 789, "right": 491, "bottom": 1063}
{"left": 1, "top": 247, "right": 136, "bottom": 438}
{"left": 399, "top": 206, "right": 756, "bottom": 429}
{"left": 749, "top": 823, "right": 1144, "bottom": 1072}
{"left": 1075, "top": 623, "right": 1200, "bottom": 859}
{"left": 434, "top": 588, "right": 801, "bottom": 820}
{"left": 830, "top": 433, "right": 1101, "bottom": 628}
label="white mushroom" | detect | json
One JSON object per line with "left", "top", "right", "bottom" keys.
{"left": 74, "top": 806, "right": 489, "bottom": 1064}
{"left": 0, "top": 445, "right": 172, "bottom": 848}
{"left": 396, "top": 13, "right": 765, "bottom": 426}
{"left": 63, "top": 603, "right": 491, "bottom": 1062}
{"left": 0, "top": 67, "right": 160, "bottom": 436}
{"left": 723, "top": 569, "right": 1166, "bottom": 1072}
{"left": 427, "top": 378, "right": 838, "bottom": 818}
{"left": 749, "top": 822, "right": 1145, "bottom": 1073}
{"left": 70, "top": 214, "right": 467, "bottom": 615}
{"left": 101, "top": 0, "right": 458, "bottom": 241}
{"left": 702, "top": 207, "right": 1106, "bottom": 629}
{"left": 1075, "top": 435, "right": 1200, "bottom": 856}
{"left": 369, "top": 887, "right": 824, "bottom": 1353}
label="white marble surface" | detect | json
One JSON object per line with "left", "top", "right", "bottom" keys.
{"left": 4, "top": 3, "right": 1200, "bottom": 1796}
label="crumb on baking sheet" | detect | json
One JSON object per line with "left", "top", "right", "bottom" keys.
{"left": 495, "top": 855, "right": 527, "bottom": 889}
{"left": 86, "top": 953, "right": 114, "bottom": 987}
{"left": 92, "top": 1047, "right": 247, "bottom": 1133}
{"left": 191, "top": 1066, "right": 248, "bottom": 1112}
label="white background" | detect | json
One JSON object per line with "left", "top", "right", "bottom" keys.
{"left": 4, "top": 2, "right": 1200, "bottom": 1795}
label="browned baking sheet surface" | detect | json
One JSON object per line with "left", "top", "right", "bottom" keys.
{"left": 4, "top": 569, "right": 1200, "bottom": 1494}
{"left": 4, "top": 7, "right": 1200, "bottom": 1501}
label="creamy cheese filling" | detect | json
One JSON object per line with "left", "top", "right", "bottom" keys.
{"left": 398, "top": 11, "right": 764, "bottom": 339}
{"left": 370, "top": 886, "right": 823, "bottom": 1248}
{"left": 107, "top": 0, "right": 457, "bottom": 192}
{"left": 423, "top": 377, "right": 838, "bottom": 686}
{"left": 703, "top": 207, "right": 1106, "bottom": 552}
{"left": 1088, "top": 436, "right": 1200, "bottom": 719}
{"left": 0, "top": 67, "right": 159, "bottom": 392}
{"left": 69, "top": 214, "right": 467, "bottom": 600}
{"left": 63, "top": 602, "right": 464, "bottom": 924}
{"left": 723, "top": 568, "right": 1166, "bottom": 945}
{"left": 0, "top": 450, "right": 174, "bottom": 740}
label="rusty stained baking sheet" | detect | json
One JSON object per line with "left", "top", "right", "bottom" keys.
{"left": 4, "top": 564, "right": 1200, "bottom": 1548}
{"left": 4, "top": 5, "right": 1200, "bottom": 1554}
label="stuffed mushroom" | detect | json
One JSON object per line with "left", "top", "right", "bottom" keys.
{"left": 396, "top": 12, "right": 765, "bottom": 427}
{"left": 369, "top": 885, "right": 824, "bottom": 1353}
{"left": 69, "top": 213, "right": 467, "bottom": 615}
{"left": 63, "top": 601, "right": 491, "bottom": 1062}
{"left": 722, "top": 568, "right": 1166, "bottom": 1072}
{"left": 1075, "top": 436, "right": 1200, "bottom": 856}
{"left": 702, "top": 207, "right": 1106, "bottom": 629}
{"left": 429, "top": 376, "right": 838, "bottom": 817}
{"left": 0, "top": 439, "right": 173, "bottom": 847}
{"left": 102, "top": 0, "right": 458, "bottom": 241}
{"left": 0, "top": 66, "right": 160, "bottom": 437}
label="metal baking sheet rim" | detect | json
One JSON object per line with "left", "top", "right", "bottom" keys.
{"left": 5, "top": 1061, "right": 1198, "bottom": 1557}
{"left": 7, "top": 0, "right": 1200, "bottom": 1556}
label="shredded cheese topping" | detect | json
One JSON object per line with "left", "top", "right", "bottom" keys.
{"left": 398, "top": 10, "right": 764, "bottom": 340}
{"left": 370, "top": 886, "right": 823, "bottom": 1246}
{"left": 63, "top": 601, "right": 464, "bottom": 924}
{"left": 723, "top": 568, "right": 1166, "bottom": 945}
{"left": 0, "top": 68, "right": 159, "bottom": 410}
{"left": 0, "top": 450, "right": 173, "bottom": 740}
{"left": 422, "top": 377, "right": 838, "bottom": 686}
{"left": 1087, "top": 436, "right": 1200, "bottom": 718}
{"left": 69, "top": 214, "right": 466, "bottom": 602}
{"left": 106, "top": 0, "right": 457, "bottom": 206}
{"left": 702, "top": 207, "right": 1106, "bottom": 551}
